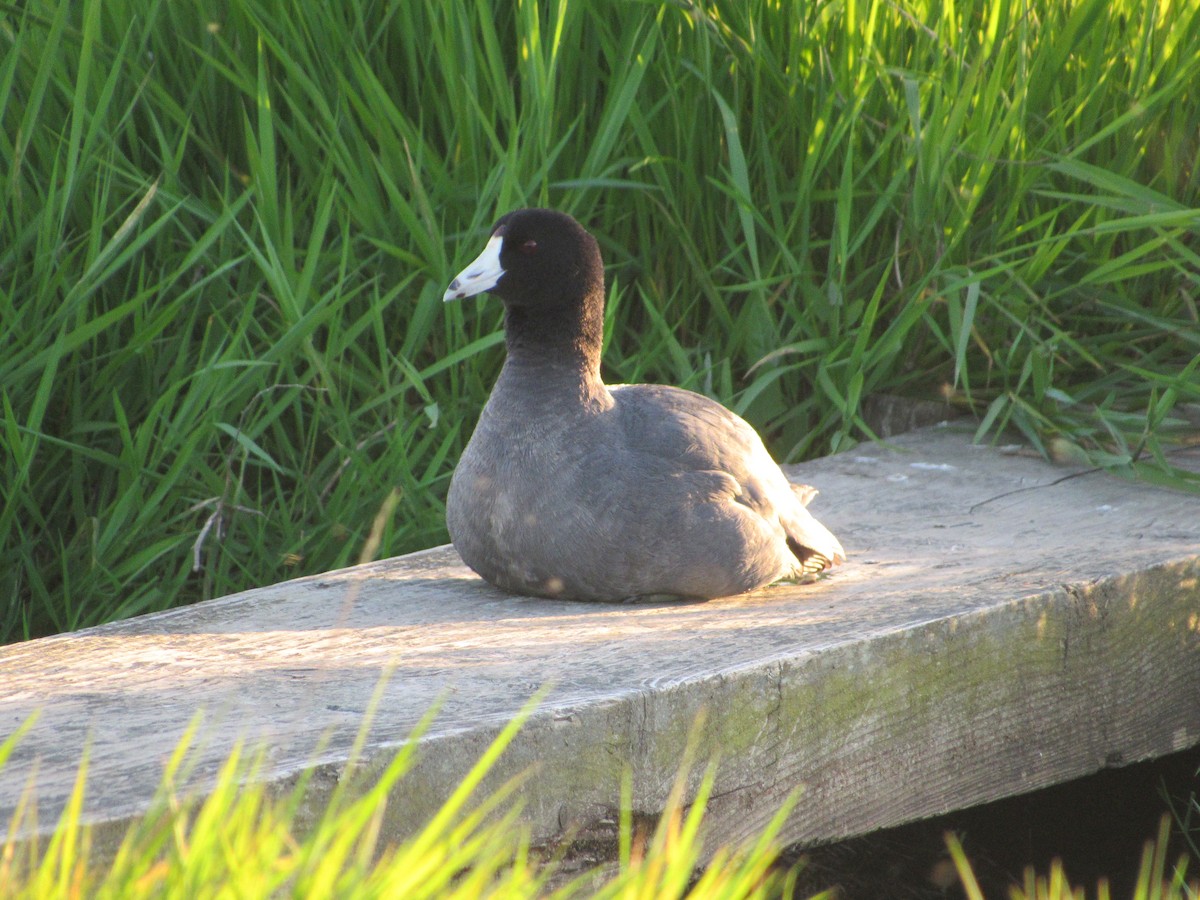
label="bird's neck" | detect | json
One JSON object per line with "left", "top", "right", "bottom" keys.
{"left": 500, "top": 296, "right": 606, "bottom": 398}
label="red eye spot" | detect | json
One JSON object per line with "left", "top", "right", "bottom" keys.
{"left": 519, "top": 239, "right": 538, "bottom": 255}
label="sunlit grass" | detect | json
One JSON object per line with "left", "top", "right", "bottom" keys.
{"left": 3, "top": 704, "right": 1195, "bottom": 898}
{"left": 3, "top": 0, "right": 1199, "bottom": 640}
{"left": 948, "top": 815, "right": 1199, "bottom": 900}
{"left": 0, "top": 703, "right": 810, "bottom": 900}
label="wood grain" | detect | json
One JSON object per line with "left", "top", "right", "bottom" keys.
{"left": 2, "top": 424, "right": 1198, "bottom": 860}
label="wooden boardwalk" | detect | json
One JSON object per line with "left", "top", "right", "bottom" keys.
{"left": 2, "top": 424, "right": 1198, "bottom": 859}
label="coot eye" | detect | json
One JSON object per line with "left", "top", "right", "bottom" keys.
{"left": 519, "top": 239, "right": 538, "bottom": 255}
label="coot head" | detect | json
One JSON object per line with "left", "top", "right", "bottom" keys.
{"left": 443, "top": 208, "right": 604, "bottom": 310}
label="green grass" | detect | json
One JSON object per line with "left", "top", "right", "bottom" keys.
{"left": 2, "top": 0, "right": 1199, "bottom": 640}
{"left": 2, "top": 704, "right": 1195, "bottom": 899}
{"left": 948, "top": 817, "right": 1199, "bottom": 900}
{"left": 0, "top": 702, "right": 811, "bottom": 899}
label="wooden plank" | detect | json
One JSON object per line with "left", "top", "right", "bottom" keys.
{"left": 2, "top": 424, "right": 1198, "bottom": 860}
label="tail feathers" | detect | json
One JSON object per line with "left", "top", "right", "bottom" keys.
{"left": 786, "top": 536, "right": 844, "bottom": 575}
{"left": 790, "top": 483, "right": 819, "bottom": 507}
{"left": 782, "top": 489, "right": 845, "bottom": 576}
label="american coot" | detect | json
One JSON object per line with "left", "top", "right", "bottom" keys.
{"left": 443, "top": 208, "right": 845, "bottom": 601}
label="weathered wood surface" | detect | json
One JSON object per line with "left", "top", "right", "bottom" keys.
{"left": 2, "top": 424, "right": 1198, "bottom": 860}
